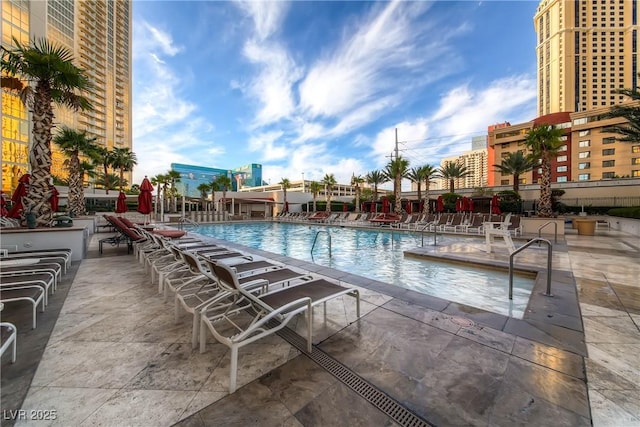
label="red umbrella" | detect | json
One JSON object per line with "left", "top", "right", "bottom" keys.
{"left": 1, "top": 193, "right": 8, "bottom": 217}
{"left": 436, "top": 196, "right": 444, "bottom": 213}
{"left": 382, "top": 197, "right": 389, "bottom": 213}
{"left": 50, "top": 186, "right": 59, "bottom": 212}
{"left": 7, "top": 174, "right": 30, "bottom": 218}
{"left": 137, "top": 177, "right": 154, "bottom": 215}
{"left": 455, "top": 198, "right": 463, "bottom": 212}
{"left": 467, "top": 198, "right": 474, "bottom": 212}
{"left": 461, "top": 197, "right": 469, "bottom": 212}
{"left": 115, "top": 191, "right": 128, "bottom": 213}
{"left": 370, "top": 201, "right": 376, "bottom": 213}
{"left": 491, "top": 195, "right": 501, "bottom": 214}
{"left": 405, "top": 201, "right": 412, "bottom": 214}
{"left": 342, "top": 202, "right": 348, "bottom": 212}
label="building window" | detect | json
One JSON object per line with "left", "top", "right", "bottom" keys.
{"left": 632, "top": 170, "right": 640, "bottom": 177}
{"left": 578, "top": 173, "right": 590, "bottom": 180}
{"left": 602, "top": 148, "right": 615, "bottom": 155}
{"left": 632, "top": 145, "right": 640, "bottom": 153}
{"left": 557, "top": 155, "right": 568, "bottom": 162}
{"left": 557, "top": 166, "right": 568, "bottom": 172}
{"left": 556, "top": 176, "right": 568, "bottom": 182}
{"left": 578, "top": 130, "right": 590, "bottom": 137}
{"left": 578, "top": 162, "right": 590, "bottom": 169}
{"left": 602, "top": 160, "right": 615, "bottom": 167}
{"left": 602, "top": 137, "right": 616, "bottom": 144}
{"left": 579, "top": 140, "right": 591, "bottom": 147}
{"left": 558, "top": 144, "right": 568, "bottom": 151}
{"left": 602, "top": 172, "right": 615, "bottom": 179}
{"left": 632, "top": 158, "right": 640, "bottom": 165}
{"left": 579, "top": 151, "right": 591, "bottom": 158}
{"left": 501, "top": 180, "right": 509, "bottom": 185}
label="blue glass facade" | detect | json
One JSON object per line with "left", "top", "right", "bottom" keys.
{"left": 171, "top": 163, "right": 264, "bottom": 197}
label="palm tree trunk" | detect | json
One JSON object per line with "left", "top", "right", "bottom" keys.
{"left": 424, "top": 183, "right": 431, "bottom": 214}
{"left": 29, "top": 82, "right": 55, "bottom": 226}
{"left": 68, "top": 155, "right": 82, "bottom": 215}
{"left": 394, "top": 176, "right": 402, "bottom": 214}
{"left": 514, "top": 173, "right": 520, "bottom": 193}
{"left": 538, "top": 156, "right": 553, "bottom": 217}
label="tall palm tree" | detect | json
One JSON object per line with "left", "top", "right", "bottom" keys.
{"left": 1, "top": 37, "right": 92, "bottom": 226}
{"left": 525, "top": 124, "right": 565, "bottom": 217}
{"left": 493, "top": 151, "right": 535, "bottom": 193}
{"left": 210, "top": 179, "right": 220, "bottom": 213}
{"left": 351, "top": 174, "right": 365, "bottom": 212}
{"left": 384, "top": 156, "right": 410, "bottom": 214}
{"left": 197, "top": 183, "right": 210, "bottom": 212}
{"left": 278, "top": 178, "right": 291, "bottom": 212}
{"left": 93, "top": 146, "right": 117, "bottom": 194}
{"left": 151, "top": 173, "right": 167, "bottom": 216}
{"left": 111, "top": 147, "right": 138, "bottom": 192}
{"left": 603, "top": 79, "right": 640, "bottom": 143}
{"left": 321, "top": 173, "right": 337, "bottom": 212}
{"left": 52, "top": 127, "right": 99, "bottom": 216}
{"left": 166, "top": 170, "right": 181, "bottom": 212}
{"left": 365, "top": 170, "right": 386, "bottom": 203}
{"left": 421, "top": 165, "right": 438, "bottom": 214}
{"left": 406, "top": 166, "right": 427, "bottom": 209}
{"left": 79, "top": 160, "right": 98, "bottom": 189}
{"left": 309, "top": 181, "right": 322, "bottom": 212}
{"left": 438, "top": 162, "right": 472, "bottom": 193}
{"left": 215, "top": 175, "right": 232, "bottom": 213}
{"left": 94, "top": 173, "right": 121, "bottom": 193}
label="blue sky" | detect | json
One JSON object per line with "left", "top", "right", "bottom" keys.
{"left": 132, "top": 0, "right": 539, "bottom": 189}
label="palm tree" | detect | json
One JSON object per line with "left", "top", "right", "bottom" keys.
{"left": 52, "top": 127, "right": 99, "bottom": 216}
{"left": 166, "top": 170, "right": 181, "bottom": 212}
{"left": 365, "top": 170, "right": 386, "bottom": 203}
{"left": 151, "top": 173, "right": 167, "bottom": 216}
{"left": 351, "top": 174, "right": 365, "bottom": 212}
{"left": 278, "top": 178, "right": 291, "bottom": 212}
{"left": 384, "top": 156, "right": 410, "bottom": 214}
{"left": 1, "top": 37, "right": 92, "bottom": 226}
{"left": 210, "top": 179, "right": 220, "bottom": 213}
{"left": 406, "top": 166, "right": 427, "bottom": 209}
{"left": 111, "top": 147, "right": 138, "bottom": 192}
{"left": 309, "top": 181, "right": 322, "bottom": 212}
{"left": 603, "top": 78, "right": 640, "bottom": 143}
{"left": 215, "top": 175, "right": 232, "bottom": 213}
{"left": 197, "top": 183, "right": 210, "bottom": 212}
{"left": 321, "top": 173, "right": 337, "bottom": 212}
{"left": 421, "top": 165, "right": 438, "bottom": 214}
{"left": 525, "top": 124, "right": 565, "bottom": 217}
{"left": 493, "top": 151, "right": 535, "bottom": 193}
{"left": 79, "top": 160, "right": 98, "bottom": 189}
{"left": 93, "top": 146, "right": 117, "bottom": 194}
{"left": 94, "top": 173, "right": 121, "bottom": 193}
{"left": 438, "top": 162, "right": 472, "bottom": 193}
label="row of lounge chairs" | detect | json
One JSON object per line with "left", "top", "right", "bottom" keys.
{"left": 120, "top": 223, "right": 360, "bottom": 393}
{"left": 274, "top": 211, "right": 523, "bottom": 235}
{"left": 1, "top": 248, "right": 73, "bottom": 363}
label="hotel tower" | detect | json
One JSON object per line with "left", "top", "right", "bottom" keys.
{"left": 1, "top": 0, "right": 132, "bottom": 193}
{"left": 534, "top": 0, "right": 639, "bottom": 116}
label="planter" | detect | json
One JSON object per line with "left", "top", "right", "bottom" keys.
{"left": 575, "top": 219, "right": 596, "bottom": 236}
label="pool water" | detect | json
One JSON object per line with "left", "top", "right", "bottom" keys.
{"left": 195, "top": 222, "right": 534, "bottom": 318}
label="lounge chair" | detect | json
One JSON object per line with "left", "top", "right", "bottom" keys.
{"left": 0, "top": 322, "right": 17, "bottom": 363}
{"left": 0, "top": 281, "right": 46, "bottom": 328}
{"left": 199, "top": 261, "right": 360, "bottom": 393}
{"left": 1, "top": 249, "right": 71, "bottom": 274}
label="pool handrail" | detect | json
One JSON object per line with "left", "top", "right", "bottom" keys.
{"left": 508, "top": 237, "right": 553, "bottom": 300}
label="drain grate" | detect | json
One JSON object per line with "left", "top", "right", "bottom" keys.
{"left": 275, "top": 324, "right": 434, "bottom": 427}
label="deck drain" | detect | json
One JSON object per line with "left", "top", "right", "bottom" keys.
{"left": 450, "top": 317, "right": 475, "bottom": 327}
{"left": 273, "top": 323, "right": 434, "bottom": 427}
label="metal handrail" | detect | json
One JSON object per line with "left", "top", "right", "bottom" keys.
{"left": 537, "top": 221, "right": 558, "bottom": 244}
{"left": 311, "top": 230, "right": 332, "bottom": 257}
{"left": 178, "top": 217, "right": 199, "bottom": 230}
{"left": 509, "top": 237, "right": 553, "bottom": 300}
{"left": 416, "top": 223, "right": 437, "bottom": 246}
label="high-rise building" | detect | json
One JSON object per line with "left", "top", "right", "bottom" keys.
{"left": 534, "top": 0, "right": 639, "bottom": 116}
{"left": 1, "top": 0, "right": 132, "bottom": 193}
{"left": 436, "top": 148, "right": 488, "bottom": 191}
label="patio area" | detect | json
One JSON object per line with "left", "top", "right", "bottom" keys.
{"left": 1, "top": 226, "right": 638, "bottom": 426}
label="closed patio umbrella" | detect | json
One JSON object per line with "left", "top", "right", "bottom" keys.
{"left": 115, "top": 191, "right": 128, "bottom": 214}
{"left": 491, "top": 194, "right": 501, "bottom": 214}
{"left": 7, "top": 173, "right": 30, "bottom": 218}
{"left": 436, "top": 196, "right": 444, "bottom": 213}
{"left": 405, "top": 200, "right": 412, "bottom": 214}
{"left": 137, "top": 177, "right": 153, "bottom": 224}
{"left": 50, "top": 186, "right": 59, "bottom": 212}
{"left": 467, "top": 198, "right": 474, "bottom": 213}
{"left": 370, "top": 202, "right": 376, "bottom": 213}
{"left": 455, "top": 198, "right": 463, "bottom": 212}
{"left": 342, "top": 202, "right": 347, "bottom": 212}
{"left": 382, "top": 197, "right": 389, "bottom": 213}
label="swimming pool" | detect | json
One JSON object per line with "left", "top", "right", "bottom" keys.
{"left": 195, "top": 222, "right": 534, "bottom": 318}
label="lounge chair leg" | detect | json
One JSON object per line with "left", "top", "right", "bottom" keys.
{"left": 229, "top": 347, "right": 238, "bottom": 393}
{"left": 199, "top": 319, "right": 207, "bottom": 353}
{"left": 32, "top": 306, "right": 37, "bottom": 329}
{"left": 174, "top": 298, "right": 181, "bottom": 324}
{"left": 158, "top": 273, "right": 164, "bottom": 295}
{"left": 191, "top": 313, "right": 200, "bottom": 349}
{"left": 306, "top": 308, "right": 313, "bottom": 353}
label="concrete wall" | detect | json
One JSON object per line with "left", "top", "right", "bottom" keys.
{"left": 0, "top": 226, "right": 88, "bottom": 261}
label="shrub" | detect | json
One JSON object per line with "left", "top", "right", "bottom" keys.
{"left": 607, "top": 207, "right": 640, "bottom": 219}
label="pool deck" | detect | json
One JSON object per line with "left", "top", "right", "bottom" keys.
{"left": 1, "top": 225, "right": 639, "bottom": 426}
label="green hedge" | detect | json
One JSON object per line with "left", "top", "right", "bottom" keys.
{"left": 607, "top": 207, "right": 640, "bottom": 219}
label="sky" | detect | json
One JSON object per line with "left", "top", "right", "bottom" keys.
{"left": 131, "top": 0, "right": 540, "bottom": 190}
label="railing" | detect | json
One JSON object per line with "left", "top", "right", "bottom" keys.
{"left": 509, "top": 237, "right": 553, "bottom": 300}
{"left": 311, "top": 230, "right": 332, "bottom": 258}
{"left": 537, "top": 221, "right": 558, "bottom": 244}
{"left": 416, "top": 223, "right": 437, "bottom": 247}
{"left": 178, "top": 217, "right": 199, "bottom": 230}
